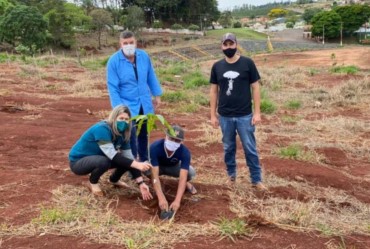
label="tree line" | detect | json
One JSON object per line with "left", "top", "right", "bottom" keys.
{"left": 0, "top": 0, "right": 220, "bottom": 54}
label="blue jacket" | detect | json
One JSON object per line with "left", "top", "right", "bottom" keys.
{"left": 106, "top": 49, "right": 162, "bottom": 116}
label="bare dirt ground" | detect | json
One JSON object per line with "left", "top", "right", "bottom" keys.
{"left": 0, "top": 45, "right": 369, "bottom": 248}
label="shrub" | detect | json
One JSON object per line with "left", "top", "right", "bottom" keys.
{"left": 152, "top": 20, "right": 163, "bottom": 29}
{"left": 188, "top": 24, "right": 200, "bottom": 31}
{"left": 233, "top": 21, "right": 242, "bottom": 28}
{"left": 286, "top": 22, "right": 294, "bottom": 28}
{"left": 171, "top": 23, "right": 183, "bottom": 30}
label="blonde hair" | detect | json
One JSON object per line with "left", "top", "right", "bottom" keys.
{"left": 106, "top": 105, "right": 132, "bottom": 142}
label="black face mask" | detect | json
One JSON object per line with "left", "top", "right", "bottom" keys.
{"left": 222, "top": 48, "right": 237, "bottom": 58}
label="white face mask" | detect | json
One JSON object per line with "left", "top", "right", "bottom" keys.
{"left": 164, "top": 139, "right": 181, "bottom": 152}
{"left": 122, "top": 44, "right": 136, "bottom": 57}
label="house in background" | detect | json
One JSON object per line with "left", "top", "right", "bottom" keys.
{"left": 354, "top": 26, "right": 370, "bottom": 44}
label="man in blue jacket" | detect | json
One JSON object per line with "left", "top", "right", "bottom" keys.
{"left": 107, "top": 30, "right": 163, "bottom": 162}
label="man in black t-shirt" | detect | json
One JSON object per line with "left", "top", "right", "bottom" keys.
{"left": 209, "top": 33, "right": 267, "bottom": 191}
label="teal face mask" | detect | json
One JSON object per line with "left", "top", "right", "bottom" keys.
{"left": 116, "top": 121, "right": 129, "bottom": 133}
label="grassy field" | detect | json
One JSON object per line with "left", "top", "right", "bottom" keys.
{"left": 206, "top": 28, "right": 267, "bottom": 40}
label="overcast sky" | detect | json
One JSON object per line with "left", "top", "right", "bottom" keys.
{"left": 217, "top": 0, "right": 293, "bottom": 10}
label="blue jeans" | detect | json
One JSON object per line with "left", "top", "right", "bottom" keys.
{"left": 219, "top": 114, "right": 262, "bottom": 184}
{"left": 130, "top": 121, "right": 148, "bottom": 162}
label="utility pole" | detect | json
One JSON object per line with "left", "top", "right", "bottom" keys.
{"left": 340, "top": 22, "right": 343, "bottom": 46}
{"left": 322, "top": 24, "right": 325, "bottom": 45}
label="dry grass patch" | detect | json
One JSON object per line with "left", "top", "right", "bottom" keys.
{"left": 328, "top": 77, "right": 370, "bottom": 107}
{"left": 297, "top": 117, "right": 369, "bottom": 159}
{"left": 259, "top": 66, "right": 309, "bottom": 90}
{"left": 0, "top": 89, "right": 11, "bottom": 96}
{"left": 227, "top": 174, "right": 370, "bottom": 236}
{"left": 193, "top": 155, "right": 226, "bottom": 185}
{"left": 65, "top": 72, "right": 106, "bottom": 98}
{"left": 192, "top": 122, "right": 222, "bottom": 147}
{"left": 0, "top": 185, "right": 217, "bottom": 248}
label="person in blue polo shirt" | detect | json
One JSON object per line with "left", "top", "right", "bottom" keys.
{"left": 106, "top": 30, "right": 163, "bottom": 163}
{"left": 69, "top": 105, "right": 153, "bottom": 199}
{"left": 149, "top": 125, "right": 197, "bottom": 213}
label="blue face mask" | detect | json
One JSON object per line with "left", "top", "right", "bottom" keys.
{"left": 116, "top": 121, "right": 129, "bottom": 133}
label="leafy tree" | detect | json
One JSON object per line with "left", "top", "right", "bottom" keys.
{"left": 268, "top": 8, "right": 289, "bottom": 18}
{"left": 218, "top": 11, "right": 233, "bottom": 28}
{"left": 311, "top": 10, "right": 341, "bottom": 39}
{"left": 0, "top": 0, "right": 12, "bottom": 15}
{"left": 0, "top": 5, "right": 48, "bottom": 54}
{"left": 302, "top": 8, "right": 322, "bottom": 24}
{"left": 333, "top": 4, "right": 370, "bottom": 36}
{"left": 90, "top": 8, "right": 113, "bottom": 49}
{"left": 45, "top": 2, "right": 91, "bottom": 48}
{"left": 118, "top": 0, "right": 219, "bottom": 27}
{"left": 124, "top": 5, "right": 145, "bottom": 32}
{"left": 64, "top": 3, "right": 92, "bottom": 27}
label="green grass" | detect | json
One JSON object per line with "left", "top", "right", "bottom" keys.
{"left": 285, "top": 100, "right": 302, "bottom": 110}
{"left": 161, "top": 91, "right": 188, "bottom": 103}
{"left": 82, "top": 57, "right": 109, "bottom": 70}
{"left": 213, "top": 217, "right": 253, "bottom": 242}
{"left": 32, "top": 207, "right": 81, "bottom": 225}
{"left": 0, "top": 53, "right": 17, "bottom": 63}
{"left": 308, "top": 68, "right": 319, "bottom": 76}
{"left": 178, "top": 103, "right": 198, "bottom": 113}
{"left": 330, "top": 65, "right": 359, "bottom": 75}
{"left": 157, "top": 62, "right": 188, "bottom": 75}
{"left": 206, "top": 28, "right": 266, "bottom": 40}
{"left": 193, "top": 94, "right": 209, "bottom": 106}
{"left": 260, "top": 99, "right": 276, "bottom": 114}
{"left": 183, "top": 71, "right": 208, "bottom": 89}
{"left": 276, "top": 144, "right": 315, "bottom": 161}
{"left": 316, "top": 223, "right": 335, "bottom": 236}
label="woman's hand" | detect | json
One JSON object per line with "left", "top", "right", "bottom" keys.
{"left": 140, "top": 183, "right": 153, "bottom": 201}
{"left": 132, "top": 161, "right": 152, "bottom": 172}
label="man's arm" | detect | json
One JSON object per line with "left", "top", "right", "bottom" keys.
{"left": 151, "top": 166, "right": 168, "bottom": 211}
{"left": 210, "top": 84, "right": 219, "bottom": 128}
{"left": 251, "top": 81, "right": 261, "bottom": 125}
{"left": 106, "top": 58, "right": 123, "bottom": 108}
{"left": 169, "top": 169, "right": 188, "bottom": 212}
{"left": 146, "top": 56, "right": 163, "bottom": 97}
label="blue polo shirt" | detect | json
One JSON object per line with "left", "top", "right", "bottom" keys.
{"left": 150, "top": 139, "right": 191, "bottom": 170}
{"left": 106, "top": 49, "right": 163, "bottom": 116}
{"left": 69, "top": 121, "right": 130, "bottom": 162}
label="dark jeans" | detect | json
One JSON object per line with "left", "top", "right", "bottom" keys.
{"left": 70, "top": 151, "right": 134, "bottom": 184}
{"left": 130, "top": 106, "right": 148, "bottom": 162}
{"left": 145, "top": 164, "right": 196, "bottom": 182}
{"left": 219, "top": 114, "right": 262, "bottom": 184}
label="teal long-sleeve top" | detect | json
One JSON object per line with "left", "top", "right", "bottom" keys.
{"left": 106, "top": 49, "right": 163, "bottom": 116}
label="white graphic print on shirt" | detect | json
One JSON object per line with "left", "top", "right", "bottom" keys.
{"left": 223, "top": 71, "right": 240, "bottom": 96}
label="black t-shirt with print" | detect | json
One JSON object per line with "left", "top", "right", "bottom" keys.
{"left": 210, "top": 56, "right": 260, "bottom": 117}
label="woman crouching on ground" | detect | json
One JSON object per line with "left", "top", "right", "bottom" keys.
{"left": 68, "top": 105, "right": 152, "bottom": 199}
